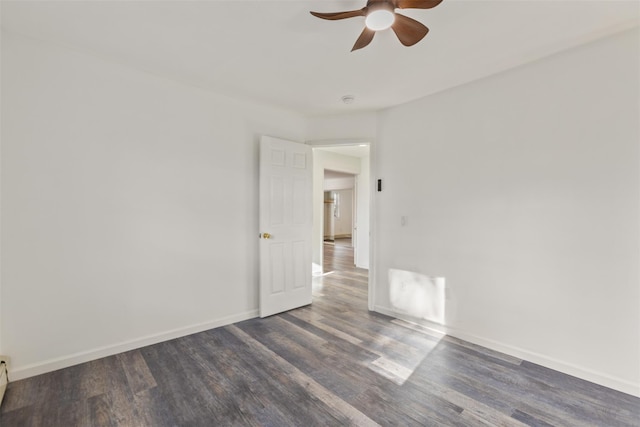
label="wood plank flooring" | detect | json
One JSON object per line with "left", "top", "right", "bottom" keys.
{"left": 2, "top": 239, "right": 639, "bottom": 426}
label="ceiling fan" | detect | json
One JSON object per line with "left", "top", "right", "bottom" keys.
{"left": 310, "top": 0, "right": 443, "bottom": 51}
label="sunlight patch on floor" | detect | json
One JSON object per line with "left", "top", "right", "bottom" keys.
{"left": 369, "top": 357, "right": 415, "bottom": 385}
{"left": 366, "top": 317, "right": 446, "bottom": 385}
{"left": 312, "top": 262, "right": 336, "bottom": 277}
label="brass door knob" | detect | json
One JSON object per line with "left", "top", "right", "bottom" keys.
{"left": 262, "top": 232, "right": 272, "bottom": 239}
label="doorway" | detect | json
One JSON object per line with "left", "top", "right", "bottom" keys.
{"left": 311, "top": 144, "right": 371, "bottom": 303}
{"left": 323, "top": 172, "right": 356, "bottom": 262}
{"left": 258, "top": 136, "right": 373, "bottom": 318}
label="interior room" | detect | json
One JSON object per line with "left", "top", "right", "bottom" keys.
{"left": 1, "top": 0, "right": 638, "bottom": 425}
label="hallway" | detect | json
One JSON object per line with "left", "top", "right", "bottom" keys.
{"left": 313, "top": 237, "right": 370, "bottom": 318}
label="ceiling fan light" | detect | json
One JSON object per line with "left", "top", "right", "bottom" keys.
{"left": 365, "top": 9, "right": 395, "bottom": 31}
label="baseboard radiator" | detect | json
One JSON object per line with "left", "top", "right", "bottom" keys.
{"left": 0, "top": 356, "right": 8, "bottom": 407}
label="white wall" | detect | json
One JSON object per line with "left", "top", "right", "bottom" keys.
{"left": 3, "top": 24, "right": 636, "bottom": 398}
{"left": 333, "top": 189, "right": 353, "bottom": 237}
{"left": 374, "top": 29, "right": 639, "bottom": 396}
{"left": 356, "top": 156, "right": 370, "bottom": 269}
{"left": 0, "top": 31, "right": 306, "bottom": 379}
{"left": 324, "top": 176, "right": 355, "bottom": 191}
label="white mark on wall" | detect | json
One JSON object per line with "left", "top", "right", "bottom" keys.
{"left": 389, "top": 269, "right": 445, "bottom": 325}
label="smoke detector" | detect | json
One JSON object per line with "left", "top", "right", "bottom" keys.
{"left": 341, "top": 95, "right": 355, "bottom": 104}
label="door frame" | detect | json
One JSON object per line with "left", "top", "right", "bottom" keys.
{"left": 307, "top": 138, "right": 376, "bottom": 311}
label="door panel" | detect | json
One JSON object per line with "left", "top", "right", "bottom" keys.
{"left": 259, "top": 136, "right": 312, "bottom": 317}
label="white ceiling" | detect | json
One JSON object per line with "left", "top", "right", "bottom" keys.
{"left": 1, "top": 0, "right": 638, "bottom": 116}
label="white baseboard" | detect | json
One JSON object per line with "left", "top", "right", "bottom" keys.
{"left": 374, "top": 305, "right": 640, "bottom": 398}
{"left": 10, "top": 309, "right": 259, "bottom": 381}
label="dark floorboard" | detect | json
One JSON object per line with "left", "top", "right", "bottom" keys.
{"left": 1, "top": 238, "right": 639, "bottom": 426}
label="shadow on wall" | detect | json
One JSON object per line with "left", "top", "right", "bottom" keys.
{"left": 389, "top": 269, "right": 446, "bottom": 325}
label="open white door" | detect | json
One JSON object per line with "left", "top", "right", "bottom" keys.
{"left": 259, "top": 136, "right": 312, "bottom": 317}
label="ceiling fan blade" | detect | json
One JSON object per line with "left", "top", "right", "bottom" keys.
{"left": 310, "top": 9, "right": 366, "bottom": 20}
{"left": 394, "top": 0, "right": 443, "bottom": 9}
{"left": 351, "top": 27, "right": 376, "bottom": 51}
{"left": 391, "top": 13, "right": 429, "bottom": 46}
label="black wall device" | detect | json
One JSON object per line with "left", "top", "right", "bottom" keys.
{"left": 377, "top": 179, "right": 382, "bottom": 192}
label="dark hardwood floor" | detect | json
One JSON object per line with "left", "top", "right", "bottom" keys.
{"left": 2, "top": 240, "right": 639, "bottom": 426}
